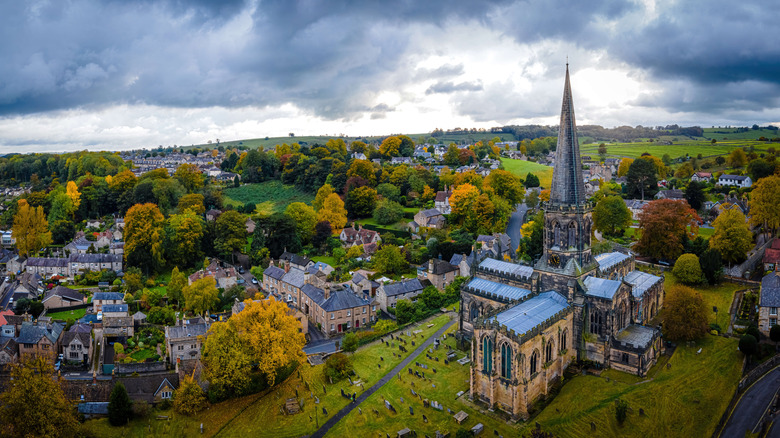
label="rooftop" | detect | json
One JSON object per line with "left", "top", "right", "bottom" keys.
{"left": 614, "top": 324, "right": 658, "bottom": 349}
{"left": 760, "top": 272, "right": 780, "bottom": 307}
{"left": 382, "top": 278, "right": 424, "bottom": 297}
{"left": 583, "top": 276, "right": 622, "bottom": 300}
{"left": 464, "top": 277, "right": 532, "bottom": 302}
{"left": 490, "top": 291, "right": 569, "bottom": 335}
{"left": 595, "top": 252, "right": 631, "bottom": 271}
{"left": 478, "top": 258, "right": 533, "bottom": 279}
{"left": 623, "top": 270, "right": 663, "bottom": 298}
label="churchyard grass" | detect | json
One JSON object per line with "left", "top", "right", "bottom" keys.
{"left": 662, "top": 273, "right": 742, "bottom": 331}
{"left": 500, "top": 158, "right": 554, "bottom": 188}
{"left": 326, "top": 323, "right": 519, "bottom": 438}
{"left": 535, "top": 335, "right": 742, "bottom": 438}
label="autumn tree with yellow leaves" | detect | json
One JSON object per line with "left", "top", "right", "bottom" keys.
{"left": 183, "top": 276, "right": 219, "bottom": 316}
{"left": 317, "top": 193, "right": 348, "bottom": 231}
{"left": 750, "top": 174, "right": 780, "bottom": 236}
{"left": 12, "top": 199, "right": 51, "bottom": 257}
{"left": 66, "top": 180, "right": 81, "bottom": 211}
{"left": 202, "top": 299, "right": 306, "bottom": 399}
{"left": 125, "top": 203, "right": 165, "bottom": 273}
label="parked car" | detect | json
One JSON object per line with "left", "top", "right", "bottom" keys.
{"left": 251, "top": 277, "right": 258, "bottom": 284}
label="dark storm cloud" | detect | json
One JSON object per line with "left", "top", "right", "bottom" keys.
{"left": 425, "top": 81, "right": 483, "bottom": 95}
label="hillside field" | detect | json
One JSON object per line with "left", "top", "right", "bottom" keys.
{"left": 580, "top": 139, "right": 773, "bottom": 160}
{"left": 500, "top": 158, "right": 554, "bottom": 188}
{"left": 223, "top": 181, "right": 314, "bottom": 214}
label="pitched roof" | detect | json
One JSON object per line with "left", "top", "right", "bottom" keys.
{"left": 435, "top": 190, "right": 451, "bottom": 202}
{"left": 93, "top": 292, "right": 124, "bottom": 301}
{"left": 614, "top": 324, "right": 658, "bottom": 349}
{"left": 301, "top": 284, "right": 372, "bottom": 312}
{"left": 102, "top": 304, "right": 128, "bottom": 314}
{"left": 16, "top": 321, "right": 64, "bottom": 345}
{"left": 595, "top": 252, "right": 631, "bottom": 271}
{"left": 26, "top": 257, "right": 68, "bottom": 268}
{"left": 281, "top": 268, "right": 305, "bottom": 288}
{"left": 549, "top": 65, "right": 585, "bottom": 206}
{"left": 166, "top": 323, "right": 209, "bottom": 340}
{"left": 463, "top": 277, "right": 532, "bottom": 302}
{"left": 381, "top": 278, "right": 424, "bottom": 297}
{"left": 623, "top": 270, "right": 663, "bottom": 298}
{"left": 0, "top": 310, "right": 15, "bottom": 326}
{"left": 764, "top": 248, "right": 780, "bottom": 264}
{"left": 490, "top": 291, "right": 569, "bottom": 335}
{"left": 760, "top": 272, "right": 780, "bottom": 307}
{"left": 418, "top": 208, "right": 442, "bottom": 218}
{"left": 43, "top": 286, "right": 85, "bottom": 303}
{"left": 720, "top": 174, "right": 750, "bottom": 181}
{"left": 279, "top": 252, "right": 312, "bottom": 267}
{"left": 263, "top": 265, "right": 286, "bottom": 280}
{"left": 68, "top": 253, "right": 122, "bottom": 264}
{"left": 478, "top": 258, "right": 533, "bottom": 279}
{"left": 429, "top": 259, "right": 458, "bottom": 275}
{"left": 583, "top": 276, "right": 622, "bottom": 300}
{"left": 62, "top": 331, "right": 90, "bottom": 347}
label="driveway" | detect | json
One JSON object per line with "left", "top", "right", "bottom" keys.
{"left": 506, "top": 203, "right": 528, "bottom": 254}
{"left": 721, "top": 366, "right": 780, "bottom": 437}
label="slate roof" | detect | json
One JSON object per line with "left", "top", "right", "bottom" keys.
{"left": 583, "top": 276, "right": 622, "bottom": 300}
{"left": 62, "top": 331, "right": 91, "bottom": 347}
{"left": 450, "top": 253, "right": 474, "bottom": 266}
{"left": 69, "top": 253, "right": 122, "bottom": 264}
{"left": 282, "top": 268, "right": 305, "bottom": 288}
{"left": 351, "top": 273, "right": 367, "bottom": 284}
{"left": 279, "top": 252, "right": 312, "bottom": 267}
{"left": 167, "top": 323, "right": 209, "bottom": 340}
{"left": 760, "top": 273, "right": 780, "bottom": 307}
{"left": 102, "top": 304, "right": 128, "bottom": 314}
{"left": 26, "top": 257, "right": 68, "bottom": 268}
{"left": 595, "top": 252, "right": 631, "bottom": 271}
{"left": 381, "top": 278, "right": 424, "bottom": 297}
{"left": 491, "top": 291, "right": 569, "bottom": 335}
{"left": 464, "top": 277, "right": 532, "bottom": 302}
{"left": 16, "top": 321, "right": 64, "bottom": 345}
{"left": 69, "top": 323, "right": 93, "bottom": 333}
{"left": 614, "top": 324, "right": 658, "bottom": 349}
{"left": 418, "top": 208, "right": 443, "bottom": 218}
{"left": 264, "top": 265, "right": 286, "bottom": 280}
{"left": 301, "top": 284, "right": 372, "bottom": 312}
{"left": 623, "top": 270, "right": 663, "bottom": 298}
{"left": 43, "top": 286, "right": 85, "bottom": 303}
{"left": 78, "top": 402, "right": 109, "bottom": 415}
{"left": 103, "top": 316, "right": 132, "bottom": 328}
{"left": 132, "top": 311, "right": 147, "bottom": 321}
{"left": 478, "top": 258, "right": 533, "bottom": 279}
{"left": 429, "top": 259, "right": 458, "bottom": 275}
{"left": 93, "top": 292, "right": 124, "bottom": 301}
{"left": 720, "top": 174, "right": 750, "bottom": 181}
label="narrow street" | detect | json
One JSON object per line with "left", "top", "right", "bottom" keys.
{"left": 506, "top": 203, "right": 528, "bottom": 254}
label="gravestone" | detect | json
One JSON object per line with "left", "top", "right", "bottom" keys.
{"left": 315, "top": 396, "right": 320, "bottom": 404}
{"left": 341, "top": 388, "right": 345, "bottom": 397}
{"left": 433, "top": 368, "right": 437, "bottom": 373}
{"left": 639, "top": 408, "right": 645, "bottom": 416}
{"left": 590, "top": 422, "right": 596, "bottom": 431}
{"left": 410, "top": 406, "right": 414, "bottom": 415}
{"left": 423, "top": 414, "right": 428, "bottom": 423}
{"left": 322, "top": 407, "right": 328, "bottom": 415}
{"left": 471, "top": 423, "right": 484, "bottom": 435}
{"left": 412, "top": 341, "right": 415, "bottom": 346}
{"left": 409, "top": 368, "right": 413, "bottom": 375}
{"left": 400, "top": 397, "right": 404, "bottom": 403}
{"left": 381, "top": 356, "right": 384, "bottom": 361}
{"left": 359, "top": 408, "right": 362, "bottom": 415}
{"left": 444, "top": 360, "right": 449, "bottom": 365}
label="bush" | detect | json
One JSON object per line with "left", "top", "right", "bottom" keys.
{"left": 113, "top": 343, "right": 125, "bottom": 355}
{"left": 108, "top": 382, "right": 132, "bottom": 426}
{"left": 663, "top": 285, "right": 708, "bottom": 341}
{"left": 173, "top": 376, "right": 209, "bottom": 416}
{"left": 770, "top": 325, "right": 780, "bottom": 343}
{"left": 323, "top": 353, "right": 353, "bottom": 382}
{"left": 672, "top": 253, "right": 703, "bottom": 285}
{"left": 341, "top": 332, "right": 359, "bottom": 352}
{"left": 739, "top": 334, "right": 758, "bottom": 357}
{"left": 615, "top": 398, "right": 628, "bottom": 424}
{"left": 747, "top": 325, "right": 762, "bottom": 341}
{"left": 373, "top": 319, "right": 397, "bottom": 334}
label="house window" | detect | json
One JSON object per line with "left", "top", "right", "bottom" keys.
{"left": 330, "top": 313, "right": 334, "bottom": 320}
{"left": 160, "top": 391, "right": 172, "bottom": 399}
{"left": 371, "top": 315, "right": 375, "bottom": 322}
{"left": 347, "top": 310, "right": 351, "bottom": 317}
{"left": 330, "top": 324, "right": 334, "bottom": 331}
{"left": 372, "top": 305, "right": 376, "bottom": 312}
{"left": 363, "top": 307, "right": 367, "bottom": 314}
{"left": 70, "top": 352, "right": 80, "bottom": 359}
{"left": 771, "top": 307, "right": 778, "bottom": 316}
{"left": 362, "top": 318, "right": 366, "bottom": 324}
{"left": 621, "top": 353, "right": 629, "bottom": 364}
{"left": 347, "top": 321, "right": 351, "bottom": 329}
{"left": 772, "top": 318, "right": 777, "bottom": 327}
{"left": 178, "top": 345, "right": 184, "bottom": 351}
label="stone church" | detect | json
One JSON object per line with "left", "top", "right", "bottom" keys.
{"left": 460, "top": 65, "right": 665, "bottom": 419}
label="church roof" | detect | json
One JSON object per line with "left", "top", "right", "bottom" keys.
{"left": 491, "top": 291, "right": 569, "bottom": 335}
{"left": 583, "top": 276, "right": 622, "bottom": 300}
{"left": 464, "top": 277, "right": 532, "bottom": 302}
{"left": 595, "top": 252, "right": 631, "bottom": 271}
{"left": 478, "top": 258, "right": 533, "bottom": 279}
{"left": 614, "top": 324, "right": 658, "bottom": 350}
{"left": 549, "top": 64, "right": 585, "bottom": 206}
{"left": 623, "top": 270, "right": 663, "bottom": 298}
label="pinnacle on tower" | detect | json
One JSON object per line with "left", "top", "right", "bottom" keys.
{"left": 549, "top": 65, "right": 585, "bottom": 206}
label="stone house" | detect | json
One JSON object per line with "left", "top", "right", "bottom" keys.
{"left": 103, "top": 315, "right": 134, "bottom": 338}
{"left": 299, "top": 284, "right": 376, "bottom": 335}
{"left": 763, "top": 240, "right": 780, "bottom": 273}
{"left": 42, "top": 285, "right": 86, "bottom": 310}
{"left": 375, "top": 278, "right": 425, "bottom": 312}
{"left": 16, "top": 321, "right": 65, "bottom": 361}
{"left": 25, "top": 257, "right": 69, "bottom": 278}
{"left": 68, "top": 253, "right": 123, "bottom": 276}
{"left": 339, "top": 226, "right": 381, "bottom": 248}
{"left": 62, "top": 328, "right": 92, "bottom": 364}
{"left": 435, "top": 187, "right": 453, "bottom": 214}
{"left": 349, "top": 271, "right": 379, "bottom": 298}
{"left": 92, "top": 292, "right": 124, "bottom": 312}
{"left": 476, "top": 234, "right": 513, "bottom": 260}
{"left": 718, "top": 174, "right": 752, "bottom": 188}
{"left": 165, "top": 321, "right": 210, "bottom": 363}
{"left": 188, "top": 260, "right": 241, "bottom": 289}
{"left": 0, "top": 337, "right": 18, "bottom": 364}
{"left": 449, "top": 253, "right": 476, "bottom": 278}
{"left": 413, "top": 208, "right": 445, "bottom": 230}
{"left": 278, "top": 252, "right": 314, "bottom": 271}
{"left": 427, "top": 259, "right": 459, "bottom": 290}
{"left": 6, "top": 255, "right": 26, "bottom": 275}
{"left": 758, "top": 272, "right": 780, "bottom": 336}
{"left": 690, "top": 172, "right": 712, "bottom": 183}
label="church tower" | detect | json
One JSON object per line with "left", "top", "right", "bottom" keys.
{"left": 537, "top": 65, "right": 595, "bottom": 278}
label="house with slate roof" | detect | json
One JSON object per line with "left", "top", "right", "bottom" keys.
{"left": 413, "top": 208, "right": 445, "bottom": 230}
{"left": 42, "top": 285, "right": 87, "bottom": 310}
{"left": 165, "top": 320, "right": 210, "bottom": 363}
{"left": 62, "top": 325, "right": 92, "bottom": 364}
{"left": 279, "top": 251, "right": 314, "bottom": 270}
{"left": 376, "top": 278, "right": 425, "bottom": 312}
{"left": 427, "top": 258, "right": 459, "bottom": 290}
{"left": 758, "top": 272, "right": 780, "bottom": 336}
{"left": 300, "top": 283, "right": 376, "bottom": 335}
{"left": 93, "top": 292, "right": 124, "bottom": 312}
{"left": 718, "top": 174, "right": 752, "bottom": 188}
{"left": 17, "top": 321, "right": 65, "bottom": 361}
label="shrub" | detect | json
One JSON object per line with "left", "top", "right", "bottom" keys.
{"left": 747, "top": 325, "right": 762, "bottom": 341}
{"left": 739, "top": 334, "right": 758, "bottom": 357}
{"left": 373, "top": 319, "right": 397, "bottom": 334}
{"left": 770, "top": 325, "right": 780, "bottom": 343}
{"left": 323, "top": 353, "right": 353, "bottom": 382}
{"left": 615, "top": 399, "right": 628, "bottom": 424}
{"left": 173, "top": 376, "right": 209, "bottom": 416}
{"left": 672, "top": 253, "right": 703, "bottom": 285}
{"left": 113, "top": 343, "right": 125, "bottom": 355}
{"left": 341, "top": 332, "right": 359, "bottom": 353}
{"left": 663, "top": 285, "right": 708, "bottom": 341}
{"left": 108, "top": 382, "right": 132, "bottom": 426}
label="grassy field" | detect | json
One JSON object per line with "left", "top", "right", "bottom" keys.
{"left": 47, "top": 307, "right": 86, "bottom": 321}
{"left": 535, "top": 335, "right": 742, "bottom": 438}
{"left": 223, "top": 181, "right": 315, "bottom": 214}
{"left": 311, "top": 255, "right": 338, "bottom": 267}
{"left": 661, "top": 273, "right": 742, "bottom": 330}
{"left": 326, "top": 323, "right": 519, "bottom": 438}
{"left": 500, "top": 158, "right": 554, "bottom": 188}
{"left": 702, "top": 127, "right": 779, "bottom": 140}
{"left": 579, "top": 140, "right": 771, "bottom": 160}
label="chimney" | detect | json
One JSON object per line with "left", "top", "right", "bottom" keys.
{"left": 324, "top": 285, "right": 331, "bottom": 300}
{"left": 269, "top": 260, "right": 274, "bottom": 267}
{"left": 428, "top": 259, "right": 434, "bottom": 273}
{"left": 304, "top": 271, "right": 310, "bottom": 284}
{"left": 285, "top": 261, "right": 290, "bottom": 273}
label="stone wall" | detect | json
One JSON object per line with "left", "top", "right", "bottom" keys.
{"left": 115, "top": 361, "right": 166, "bottom": 374}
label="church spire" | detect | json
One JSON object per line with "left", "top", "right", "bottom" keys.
{"left": 549, "top": 64, "right": 585, "bottom": 206}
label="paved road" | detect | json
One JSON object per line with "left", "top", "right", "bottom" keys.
{"left": 310, "top": 318, "right": 457, "bottom": 438}
{"left": 303, "top": 339, "right": 340, "bottom": 355}
{"left": 0, "top": 280, "right": 11, "bottom": 310}
{"left": 506, "top": 203, "right": 528, "bottom": 254}
{"left": 721, "top": 366, "right": 780, "bottom": 437}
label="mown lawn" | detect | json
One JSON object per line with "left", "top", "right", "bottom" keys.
{"left": 500, "top": 158, "right": 554, "bottom": 188}
{"left": 223, "top": 181, "right": 314, "bottom": 213}
{"left": 535, "top": 335, "right": 742, "bottom": 438}
{"left": 579, "top": 139, "right": 771, "bottom": 160}
{"left": 662, "top": 273, "right": 742, "bottom": 330}
{"left": 311, "top": 255, "right": 338, "bottom": 267}
{"left": 326, "top": 323, "right": 518, "bottom": 438}
{"left": 47, "top": 307, "right": 86, "bottom": 321}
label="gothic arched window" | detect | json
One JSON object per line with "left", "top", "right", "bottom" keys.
{"left": 500, "top": 343, "right": 512, "bottom": 378}
{"left": 482, "top": 336, "right": 493, "bottom": 374}
{"left": 561, "top": 329, "right": 568, "bottom": 351}
{"left": 546, "top": 339, "right": 554, "bottom": 363}
{"left": 530, "top": 350, "right": 539, "bottom": 375}
{"left": 568, "top": 222, "right": 577, "bottom": 248}
{"left": 470, "top": 302, "right": 479, "bottom": 321}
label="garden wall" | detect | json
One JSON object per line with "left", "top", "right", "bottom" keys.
{"left": 115, "top": 361, "right": 166, "bottom": 374}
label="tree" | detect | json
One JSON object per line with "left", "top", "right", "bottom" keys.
{"left": 373, "top": 245, "right": 408, "bottom": 275}
{"left": 346, "top": 186, "right": 378, "bottom": 218}
{"left": 593, "top": 195, "right": 632, "bottom": 237}
{"left": 675, "top": 162, "right": 695, "bottom": 180}
{"left": 214, "top": 210, "right": 247, "bottom": 260}
{"left": 379, "top": 136, "right": 402, "bottom": 156}
{"left": 739, "top": 334, "right": 758, "bottom": 357}
{"left": 201, "top": 321, "right": 252, "bottom": 399}
{"left": 312, "top": 221, "right": 332, "bottom": 249}
{"left": 485, "top": 169, "right": 525, "bottom": 204}
{"left": 663, "top": 285, "right": 708, "bottom": 341}
{"left": 373, "top": 199, "right": 404, "bottom": 225}
{"left": 626, "top": 158, "right": 658, "bottom": 200}
{"left": 376, "top": 183, "right": 401, "bottom": 202}
{"left": 749, "top": 175, "right": 780, "bottom": 235}
{"left": 770, "top": 325, "right": 780, "bottom": 343}
{"left": 524, "top": 172, "right": 540, "bottom": 188}
{"left": 317, "top": 193, "right": 347, "bottom": 230}
{"left": 525, "top": 190, "right": 539, "bottom": 209}
{"left": 617, "top": 158, "right": 633, "bottom": 178}
{"left": 313, "top": 183, "right": 335, "bottom": 211}
{"left": 443, "top": 144, "right": 460, "bottom": 166}
{"left": 285, "top": 202, "right": 317, "bottom": 244}
{"left": 125, "top": 203, "right": 165, "bottom": 273}
{"left": 449, "top": 183, "right": 480, "bottom": 218}
{"left": 173, "top": 375, "right": 209, "bottom": 415}
{"left": 342, "top": 332, "right": 359, "bottom": 352}
{"left": 12, "top": 199, "right": 52, "bottom": 257}
{"left": 263, "top": 212, "right": 301, "bottom": 258}
{"left": 66, "top": 180, "right": 81, "bottom": 212}
{"left": 346, "top": 160, "right": 377, "bottom": 186}
{"left": 699, "top": 248, "right": 723, "bottom": 285}
{"left": 166, "top": 209, "right": 204, "bottom": 268}
{"left": 0, "top": 357, "right": 77, "bottom": 437}
{"left": 684, "top": 181, "right": 706, "bottom": 210}
{"left": 50, "top": 219, "right": 75, "bottom": 245}
{"left": 174, "top": 163, "right": 204, "bottom": 193}
{"left": 615, "top": 399, "right": 628, "bottom": 424}
{"left": 598, "top": 143, "right": 608, "bottom": 160}
{"left": 672, "top": 253, "right": 703, "bottom": 285}
{"left": 168, "top": 266, "right": 187, "bottom": 307}
{"left": 636, "top": 200, "right": 700, "bottom": 261}
{"left": 710, "top": 208, "right": 752, "bottom": 264}
{"left": 728, "top": 148, "right": 747, "bottom": 168}
{"left": 323, "top": 353, "right": 354, "bottom": 382}
{"left": 178, "top": 193, "right": 206, "bottom": 214}
{"left": 184, "top": 277, "right": 219, "bottom": 316}
{"left": 108, "top": 382, "right": 133, "bottom": 426}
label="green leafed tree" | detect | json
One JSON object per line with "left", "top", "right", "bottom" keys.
{"left": 672, "top": 253, "right": 703, "bottom": 285}
{"left": 108, "top": 382, "right": 133, "bottom": 426}
{"left": 183, "top": 277, "right": 219, "bottom": 316}
{"left": 593, "top": 195, "right": 632, "bottom": 237}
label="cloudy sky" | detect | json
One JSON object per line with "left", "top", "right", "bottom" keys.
{"left": 1, "top": 0, "right": 779, "bottom": 153}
